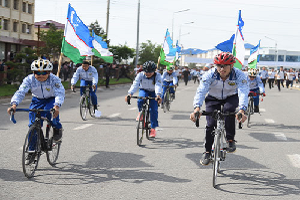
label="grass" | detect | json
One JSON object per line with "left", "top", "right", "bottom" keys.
{"left": 0, "top": 77, "right": 133, "bottom": 98}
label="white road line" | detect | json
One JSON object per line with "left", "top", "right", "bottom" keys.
{"left": 108, "top": 113, "right": 121, "bottom": 118}
{"left": 287, "top": 154, "right": 300, "bottom": 168}
{"left": 73, "top": 124, "right": 93, "bottom": 130}
{"left": 128, "top": 107, "right": 137, "bottom": 111}
{"left": 260, "top": 108, "right": 266, "bottom": 112}
{"left": 265, "top": 119, "right": 275, "bottom": 123}
{"left": 274, "top": 132, "right": 287, "bottom": 141}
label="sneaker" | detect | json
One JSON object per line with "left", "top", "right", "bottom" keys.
{"left": 227, "top": 140, "right": 236, "bottom": 153}
{"left": 26, "top": 152, "right": 36, "bottom": 165}
{"left": 136, "top": 112, "right": 143, "bottom": 121}
{"left": 53, "top": 128, "right": 62, "bottom": 142}
{"left": 254, "top": 106, "right": 259, "bottom": 113}
{"left": 149, "top": 128, "right": 156, "bottom": 138}
{"left": 200, "top": 152, "right": 211, "bottom": 165}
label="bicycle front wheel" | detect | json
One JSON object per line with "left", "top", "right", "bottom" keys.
{"left": 247, "top": 98, "right": 253, "bottom": 128}
{"left": 88, "top": 97, "right": 95, "bottom": 117}
{"left": 22, "top": 126, "right": 41, "bottom": 178}
{"left": 80, "top": 95, "right": 88, "bottom": 120}
{"left": 163, "top": 92, "right": 169, "bottom": 113}
{"left": 136, "top": 111, "right": 145, "bottom": 146}
{"left": 213, "top": 133, "right": 221, "bottom": 188}
{"left": 46, "top": 126, "right": 61, "bottom": 166}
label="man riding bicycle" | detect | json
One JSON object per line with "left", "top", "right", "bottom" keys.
{"left": 248, "top": 68, "right": 265, "bottom": 112}
{"left": 161, "top": 65, "right": 178, "bottom": 108}
{"left": 71, "top": 60, "right": 99, "bottom": 111}
{"left": 190, "top": 52, "right": 249, "bottom": 166}
{"left": 125, "top": 61, "right": 162, "bottom": 138}
{"left": 7, "top": 59, "right": 65, "bottom": 142}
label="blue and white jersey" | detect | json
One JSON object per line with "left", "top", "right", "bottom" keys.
{"left": 11, "top": 73, "right": 65, "bottom": 107}
{"left": 162, "top": 71, "right": 178, "bottom": 85}
{"left": 71, "top": 65, "right": 98, "bottom": 85}
{"left": 193, "top": 68, "right": 249, "bottom": 111}
{"left": 268, "top": 71, "right": 276, "bottom": 79}
{"left": 259, "top": 70, "right": 269, "bottom": 79}
{"left": 128, "top": 72, "right": 162, "bottom": 96}
{"left": 248, "top": 76, "right": 265, "bottom": 93}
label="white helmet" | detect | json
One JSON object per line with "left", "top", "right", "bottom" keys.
{"left": 31, "top": 59, "right": 53, "bottom": 71}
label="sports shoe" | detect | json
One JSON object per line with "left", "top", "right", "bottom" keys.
{"left": 254, "top": 106, "right": 259, "bottom": 113}
{"left": 53, "top": 128, "right": 62, "bottom": 142}
{"left": 136, "top": 112, "right": 143, "bottom": 121}
{"left": 200, "top": 152, "right": 211, "bottom": 165}
{"left": 149, "top": 128, "right": 156, "bottom": 138}
{"left": 227, "top": 140, "right": 236, "bottom": 153}
{"left": 26, "top": 152, "right": 36, "bottom": 165}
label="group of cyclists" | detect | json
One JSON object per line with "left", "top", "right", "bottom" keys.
{"left": 8, "top": 51, "right": 270, "bottom": 167}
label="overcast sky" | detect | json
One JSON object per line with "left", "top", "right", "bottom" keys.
{"left": 35, "top": 0, "right": 300, "bottom": 51}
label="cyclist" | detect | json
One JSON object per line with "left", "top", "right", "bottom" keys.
{"left": 248, "top": 68, "right": 265, "bottom": 112}
{"left": 190, "top": 52, "right": 249, "bottom": 166}
{"left": 7, "top": 59, "right": 65, "bottom": 143}
{"left": 161, "top": 65, "right": 178, "bottom": 108}
{"left": 71, "top": 60, "right": 99, "bottom": 111}
{"left": 125, "top": 61, "right": 162, "bottom": 138}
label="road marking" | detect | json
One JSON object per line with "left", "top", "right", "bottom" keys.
{"left": 265, "top": 119, "right": 275, "bottom": 123}
{"left": 274, "top": 132, "right": 287, "bottom": 140}
{"left": 260, "top": 108, "right": 266, "bottom": 112}
{"left": 108, "top": 113, "right": 121, "bottom": 118}
{"left": 287, "top": 154, "right": 300, "bottom": 168}
{"left": 73, "top": 124, "right": 93, "bottom": 130}
{"left": 128, "top": 107, "right": 137, "bottom": 111}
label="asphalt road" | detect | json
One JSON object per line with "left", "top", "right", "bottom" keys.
{"left": 1, "top": 81, "right": 300, "bottom": 200}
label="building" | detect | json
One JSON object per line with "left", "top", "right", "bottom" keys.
{"left": 0, "top": 0, "right": 36, "bottom": 60}
{"left": 34, "top": 20, "right": 64, "bottom": 41}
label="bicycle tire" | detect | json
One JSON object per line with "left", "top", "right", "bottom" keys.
{"left": 163, "top": 92, "right": 168, "bottom": 113}
{"left": 166, "top": 91, "right": 170, "bottom": 111}
{"left": 247, "top": 98, "right": 253, "bottom": 128}
{"left": 213, "top": 133, "right": 221, "bottom": 188}
{"left": 46, "top": 126, "right": 61, "bottom": 166}
{"left": 145, "top": 109, "right": 151, "bottom": 140}
{"left": 80, "top": 95, "right": 88, "bottom": 120}
{"left": 136, "top": 111, "right": 145, "bottom": 146}
{"left": 22, "top": 126, "right": 41, "bottom": 178}
{"left": 88, "top": 97, "right": 95, "bottom": 117}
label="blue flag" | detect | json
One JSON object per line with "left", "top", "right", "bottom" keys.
{"left": 215, "top": 34, "right": 235, "bottom": 52}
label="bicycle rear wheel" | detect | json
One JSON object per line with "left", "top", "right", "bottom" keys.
{"left": 136, "top": 111, "right": 145, "bottom": 146}
{"left": 22, "top": 126, "right": 41, "bottom": 178}
{"left": 46, "top": 126, "right": 61, "bottom": 166}
{"left": 213, "top": 133, "right": 221, "bottom": 188}
{"left": 80, "top": 95, "right": 88, "bottom": 120}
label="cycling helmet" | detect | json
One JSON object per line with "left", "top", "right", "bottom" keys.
{"left": 248, "top": 68, "right": 257, "bottom": 76}
{"left": 143, "top": 61, "right": 156, "bottom": 73}
{"left": 166, "top": 65, "right": 174, "bottom": 71}
{"left": 31, "top": 59, "right": 53, "bottom": 71}
{"left": 214, "top": 52, "right": 236, "bottom": 65}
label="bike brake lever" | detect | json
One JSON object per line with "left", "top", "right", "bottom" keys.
{"left": 10, "top": 109, "right": 16, "bottom": 124}
{"left": 195, "top": 112, "right": 200, "bottom": 128}
{"left": 127, "top": 95, "right": 131, "bottom": 105}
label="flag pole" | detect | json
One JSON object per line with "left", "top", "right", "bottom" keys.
{"left": 157, "top": 56, "right": 161, "bottom": 68}
{"left": 91, "top": 55, "right": 94, "bottom": 66}
{"left": 57, "top": 52, "right": 63, "bottom": 77}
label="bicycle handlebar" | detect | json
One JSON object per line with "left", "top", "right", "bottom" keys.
{"left": 72, "top": 85, "right": 95, "bottom": 93}
{"left": 10, "top": 108, "right": 57, "bottom": 125}
{"left": 127, "top": 95, "right": 157, "bottom": 105}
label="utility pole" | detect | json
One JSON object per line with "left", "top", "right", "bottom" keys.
{"left": 106, "top": 0, "right": 110, "bottom": 40}
{"left": 134, "top": 0, "right": 140, "bottom": 68}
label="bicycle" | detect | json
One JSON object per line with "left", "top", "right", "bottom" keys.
{"left": 127, "top": 95, "right": 156, "bottom": 146}
{"left": 246, "top": 91, "right": 263, "bottom": 128}
{"left": 162, "top": 85, "right": 175, "bottom": 113}
{"left": 195, "top": 107, "right": 242, "bottom": 188}
{"left": 10, "top": 108, "right": 61, "bottom": 178}
{"left": 73, "top": 86, "right": 95, "bottom": 120}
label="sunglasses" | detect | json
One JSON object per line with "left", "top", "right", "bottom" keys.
{"left": 216, "top": 64, "right": 230, "bottom": 69}
{"left": 34, "top": 71, "right": 48, "bottom": 75}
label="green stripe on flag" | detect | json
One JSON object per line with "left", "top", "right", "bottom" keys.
{"left": 248, "top": 59, "right": 257, "bottom": 69}
{"left": 159, "top": 48, "right": 172, "bottom": 66}
{"left": 92, "top": 49, "right": 113, "bottom": 64}
{"left": 232, "top": 45, "right": 242, "bottom": 70}
{"left": 61, "top": 38, "right": 85, "bottom": 64}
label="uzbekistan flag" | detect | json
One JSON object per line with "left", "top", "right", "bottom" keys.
{"left": 248, "top": 40, "right": 260, "bottom": 69}
{"left": 159, "top": 29, "right": 176, "bottom": 66}
{"left": 61, "top": 4, "right": 94, "bottom": 64}
{"left": 215, "top": 34, "right": 235, "bottom": 52}
{"left": 232, "top": 10, "right": 245, "bottom": 69}
{"left": 92, "top": 30, "right": 113, "bottom": 63}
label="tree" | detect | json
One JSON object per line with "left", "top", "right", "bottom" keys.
{"left": 89, "top": 20, "right": 107, "bottom": 41}
{"left": 109, "top": 44, "right": 135, "bottom": 64}
{"left": 38, "top": 23, "right": 64, "bottom": 60}
{"left": 138, "top": 40, "right": 161, "bottom": 65}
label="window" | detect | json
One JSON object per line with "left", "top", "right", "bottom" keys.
{"left": 286, "top": 55, "right": 300, "bottom": 62}
{"left": 259, "top": 54, "right": 276, "bottom": 61}
{"left": 3, "top": 19, "right": 9, "bottom": 30}
{"left": 13, "top": 0, "right": 19, "bottom": 10}
{"left": 13, "top": 21, "right": 18, "bottom": 32}
{"left": 27, "top": 24, "right": 31, "bottom": 34}
{"left": 22, "top": 2, "right": 26, "bottom": 12}
{"left": 28, "top": 4, "right": 32, "bottom": 14}
{"left": 22, "top": 23, "right": 26, "bottom": 33}
{"left": 4, "top": 0, "right": 10, "bottom": 8}
{"left": 278, "top": 55, "right": 284, "bottom": 62}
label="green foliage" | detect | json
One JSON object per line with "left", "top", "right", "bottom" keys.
{"left": 138, "top": 40, "right": 161, "bottom": 64}
{"left": 38, "top": 23, "right": 64, "bottom": 59}
{"left": 109, "top": 44, "right": 135, "bottom": 64}
{"left": 89, "top": 20, "right": 107, "bottom": 41}
{"left": 188, "top": 63, "right": 196, "bottom": 68}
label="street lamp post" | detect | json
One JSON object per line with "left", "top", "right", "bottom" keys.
{"left": 179, "top": 22, "right": 193, "bottom": 45}
{"left": 265, "top": 36, "right": 278, "bottom": 63}
{"left": 172, "top": 9, "right": 190, "bottom": 41}
{"left": 135, "top": 0, "right": 141, "bottom": 68}
{"left": 179, "top": 32, "right": 190, "bottom": 67}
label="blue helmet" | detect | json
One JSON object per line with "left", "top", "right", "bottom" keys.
{"left": 143, "top": 61, "right": 156, "bottom": 73}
